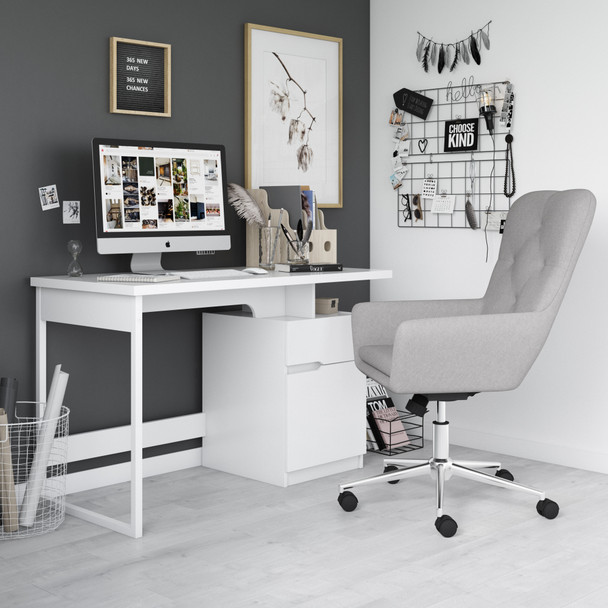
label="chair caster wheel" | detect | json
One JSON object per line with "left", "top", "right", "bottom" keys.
{"left": 495, "top": 468, "right": 514, "bottom": 481}
{"left": 536, "top": 498, "right": 559, "bottom": 520}
{"left": 338, "top": 491, "right": 358, "bottom": 512}
{"left": 383, "top": 465, "right": 401, "bottom": 484}
{"left": 435, "top": 514, "right": 458, "bottom": 537}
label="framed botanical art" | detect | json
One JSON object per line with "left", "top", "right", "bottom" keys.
{"left": 245, "top": 24, "right": 343, "bottom": 208}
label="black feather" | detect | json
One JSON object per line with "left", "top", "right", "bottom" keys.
{"left": 469, "top": 34, "right": 481, "bottom": 65}
{"left": 437, "top": 44, "right": 445, "bottom": 74}
{"left": 449, "top": 44, "right": 460, "bottom": 71}
{"left": 422, "top": 43, "right": 430, "bottom": 72}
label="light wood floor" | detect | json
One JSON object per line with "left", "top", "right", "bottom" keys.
{"left": 2, "top": 444, "right": 608, "bottom": 607}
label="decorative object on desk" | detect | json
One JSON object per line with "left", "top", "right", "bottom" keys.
{"left": 315, "top": 297, "right": 339, "bottom": 315}
{"left": 66, "top": 240, "right": 83, "bottom": 277}
{"left": 259, "top": 225, "right": 279, "bottom": 270}
{"left": 415, "top": 21, "right": 491, "bottom": 73}
{"left": 245, "top": 188, "right": 338, "bottom": 267}
{"left": 227, "top": 183, "right": 265, "bottom": 226}
{"left": 287, "top": 239, "right": 309, "bottom": 265}
{"left": 245, "top": 24, "right": 343, "bottom": 208}
{"left": 109, "top": 37, "right": 171, "bottom": 117}
{"left": 393, "top": 87, "right": 433, "bottom": 120}
{"left": 38, "top": 184, "right": 59, "bottom": 211}
{"left": 443, "top": 118, "right": 479, "bottom": 153}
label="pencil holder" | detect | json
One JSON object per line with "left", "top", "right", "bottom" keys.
{"left": 259, "top": 226, "right": 279, "bottom": 270}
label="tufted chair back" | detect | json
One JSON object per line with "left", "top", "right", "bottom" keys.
{"left": 481, "top": 190, "right": 595, "bottom": 316}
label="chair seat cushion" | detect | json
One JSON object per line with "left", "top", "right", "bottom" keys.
{"left": 358, "top": 344, "right": 394, "bottom": 377}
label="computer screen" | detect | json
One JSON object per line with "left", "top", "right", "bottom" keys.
{"left": 92, "top": 137, "right": 231, "bottom": 273}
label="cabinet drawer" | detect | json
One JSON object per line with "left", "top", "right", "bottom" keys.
{"left": 286, "top": 361, "right": 366, "bottom": 472}
{"left": 286, "top": 313, "right": 354, "bottom": 366}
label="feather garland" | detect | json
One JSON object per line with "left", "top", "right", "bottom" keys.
{"left": 449, "top": 44, "right": 460, "bottom": 72}
{"left": 415, "top": 21, "right": 490, "bottom": 72}
{"left": 460, "top": 40, "right": 470, "bottom": 64}
{"left": 437, "top": 44, "right": 445, "bottom": 74}
{"left": 416, "top": 35, "right": 425, "bottom": 61}
{"left": 422, "top": 43, "right": 430, "bottom": 73}
{"left": 481, "top": 28, "right": 491, "bottom": 50}
{"left": 469, "top": 34, "right": 481, "bottom": 65}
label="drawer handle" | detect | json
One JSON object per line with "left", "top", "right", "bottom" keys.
{"left": 286, "top": 362, "right": 322, "bottom": 374}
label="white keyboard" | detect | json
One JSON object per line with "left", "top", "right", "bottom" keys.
{"left": 175, "top": 269, "right": 246, "bottom": 280}
{"left": 97, "top": 273, "right": 180, "bottom": 283}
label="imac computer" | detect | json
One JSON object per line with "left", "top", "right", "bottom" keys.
{"left": 92, "top": 137, "right": 231, "bottom": 273}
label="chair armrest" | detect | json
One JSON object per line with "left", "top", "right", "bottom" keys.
{"left": 352, "top": 299, "right": 483, "bottom": 353}
{"left": 389, "top": 311, "right": 553, "bottom": 394}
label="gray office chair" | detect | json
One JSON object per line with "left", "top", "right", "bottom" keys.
{"left": 338, "top": 190, "right": 596, "bottom": 537}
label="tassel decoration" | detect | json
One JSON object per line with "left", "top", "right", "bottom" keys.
{"left": 416, "top": 21, "right": 490, "bottom": 72}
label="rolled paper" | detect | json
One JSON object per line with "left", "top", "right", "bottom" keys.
{"left": 19, "top": 365, "right": 68, "bottom": 528}
{"left": 0, "top": 408, "right": 18, "bottom": 532}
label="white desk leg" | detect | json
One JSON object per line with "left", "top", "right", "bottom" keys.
{"left": 130, "top": 297, "right": 144, "bottom": 538}
{"left": 36, "top": 288, "right": 46, "bottom": 403}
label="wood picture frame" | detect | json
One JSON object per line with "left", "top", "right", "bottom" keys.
{"left": 245, "top": 24, "right": 343, "bottom": 208}
{"left": 110, "top": 37, "right": 171, "bottom": 117}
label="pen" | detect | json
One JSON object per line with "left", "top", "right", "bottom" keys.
{"left": 280, "top": 223, "right": 305, "bottom": 259}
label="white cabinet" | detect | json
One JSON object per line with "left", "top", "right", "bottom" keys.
{"left": 202, "top": 311, "right": 366, "bottom": 486}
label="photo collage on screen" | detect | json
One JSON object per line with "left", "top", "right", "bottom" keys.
{"left": 100, "top": 144, "right": 225, "bottom": 233}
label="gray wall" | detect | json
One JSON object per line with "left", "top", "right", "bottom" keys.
{"left": 1, "top": 1, "right": 370, "bottom": 447}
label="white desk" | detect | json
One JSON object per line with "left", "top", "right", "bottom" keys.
{"left": 31, "top": 268, "right": 391, "bottom": 537}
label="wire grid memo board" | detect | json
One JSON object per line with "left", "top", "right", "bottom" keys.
{"left": 395, "top": 79, "right": 514, "bottom": 228}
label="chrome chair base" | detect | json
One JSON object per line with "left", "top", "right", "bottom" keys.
{"left": 338, "top": 402, "right": 558, "bottom": 536}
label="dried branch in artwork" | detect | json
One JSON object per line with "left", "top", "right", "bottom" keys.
{"left": 268, "top": 52, "right": 317, "bottom": 172}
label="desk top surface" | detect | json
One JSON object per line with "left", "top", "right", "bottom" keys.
{"left": 31, "top": 267, "right": 391, "bottom": 296}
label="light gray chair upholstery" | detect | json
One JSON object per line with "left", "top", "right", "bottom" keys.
{"left": 338, "top": 190, "right": 596, "bottom": 537}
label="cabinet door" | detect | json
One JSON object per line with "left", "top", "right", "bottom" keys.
{"left": 286, "top": 361, "right": 365, "bottom": 472}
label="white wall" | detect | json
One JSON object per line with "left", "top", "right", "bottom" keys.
{"left": 370, "top": 0, "right": 608, "bottom": 472}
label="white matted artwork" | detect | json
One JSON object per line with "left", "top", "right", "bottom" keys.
{"left": 245, "top": 24, "right": 343, "bottom": 208}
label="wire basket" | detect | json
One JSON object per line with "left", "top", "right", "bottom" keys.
{"left": 0, "top": 402, "right": 69, "bottom": 539}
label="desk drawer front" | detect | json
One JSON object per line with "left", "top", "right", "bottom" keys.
{"left": 286, "top": 313, "right": 354, "bottom": 366}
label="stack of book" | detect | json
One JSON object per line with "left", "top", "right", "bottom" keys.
{"left": 365, "top": 378, "right": 410, "bottom": 452}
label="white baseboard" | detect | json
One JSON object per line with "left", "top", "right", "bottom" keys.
{"left": 443, "top": 423, "right": 608, "bottom": 474}
{"left": 66, "top": 447, "right": 203, "bottom": 494}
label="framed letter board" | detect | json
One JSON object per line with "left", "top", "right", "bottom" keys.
{"left": 110, "top": 37, "right": 171, "bottom": 117}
